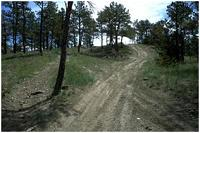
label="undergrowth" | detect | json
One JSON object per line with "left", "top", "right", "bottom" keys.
{"left": 142, "top": 56, "right": 198, "bottom": 97}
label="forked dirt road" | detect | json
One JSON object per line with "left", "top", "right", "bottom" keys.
{"left": 42, "top": 45, "right": 198, "bottom": 131}
{"left": 2, "top": 45, "right": 198, "bottom": 131}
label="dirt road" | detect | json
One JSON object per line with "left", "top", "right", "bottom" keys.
{"left": 2, "top": 45, "right": 198, "bottom": 131}
{"left": 41, "top": 45, "right": 197, "bottom": 131}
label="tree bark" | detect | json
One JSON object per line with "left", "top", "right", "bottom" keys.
{"left": 12, "top": 2, "right": 18, "bottom": 53}
{"left": 50, "top": 31, "right": 53, "bottom": 50}
{"left": 175, "top": 7, "right": 180, "bottom": 62}
{"left": 2, "top": 21, "right": 7, "bottom": 54}
{"left": 121, "top": 36, "right": 123, "bottom": 47}
{"left": 39, "top": 1, "right": 43, "bottom": 55}
{"left": 22, "top": 2, "right": 26, "bottom": 53}
{"left": 78, "top": 15, "right": 81, "bottom": 52}
{"left": 180, "top": 29, "right": 185, "bottom": 63}
{"left": 101, "top": 26, "right": 103, "bottom": 49}
{"left": 46, "top": 32, "right": 49, "bottom": 50}
{"left": 52, "top": 1, "right": 73, "bottom": 96}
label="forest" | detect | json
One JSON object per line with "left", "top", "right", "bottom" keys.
{"left": 1, "top": 1, "right": 199, "bottom": 131}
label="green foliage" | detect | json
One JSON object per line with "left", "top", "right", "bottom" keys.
{"left": 97, "top": 1, "right": 132, "bottom": 49}
{"left": 81, "top": 45, "right": 132, "bottom": 59}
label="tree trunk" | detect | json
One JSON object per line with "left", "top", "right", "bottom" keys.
{"left": 39, "top": 1, "right": 43, "bottom": 55}
{"left": 50, "top": 31, "right": 53, "bottom": 50}
{"left": 2, "top": 22, "right": 7, "bottom": 54}
{"left": 30, "top": 37, "right": 33, "bottom": 51}
{"left": 52, "top": 1, "right": 73, "bottom": 96}
{"left": 73, "top": 30, "right": 76, "bottom": 47}
{"left": 109, "top": 20, "right": 113, "bottom": 46}
{"left": 78, "top": 15, "right": 81, "bottom": 53}
{"left": 175, "top": 7, "right": 180, "bottom": 62}
{"left": 43, "top": 34, "right": 45, "bottom": 50}
{"left": 101, "top": 28, "right": 103, "bottom": 49}
{"left": 180, "top": 30, "right": 185, "bottom": 63}
{"left": 115, "top": 34, "right": 118, "bottom": 52}
{"left": 12, "top": 2, "right": 18, "bottom": 53}
{"left": 46, "top": 32, "right": 49, "bottom": 50}
{"left": 22, "top": 2, "right": 26, "bottom": 53}
{"left": 121, "top": 36, "right": 123, "bottom": 48}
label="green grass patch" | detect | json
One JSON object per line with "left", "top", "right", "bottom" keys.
{"left": 80, "top": 45, "right": 133, "bottom": 60}
{"left": 2, "top": 50, "right": 58, "bottom": 93}
{"left": 142, "top": 56, "right": 198, "bottom": 97}
{"left": 49, "top": 50, "right": 115, "bottom": 89}
{"left": 63, "top": 53, "right": 114, "bottom": 87}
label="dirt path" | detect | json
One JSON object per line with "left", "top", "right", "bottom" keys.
{"left": 40, "top": 45, "right": 197, "bottom": 131}
{"left": 2, "top": 45, "right": 198, "bottom": 131}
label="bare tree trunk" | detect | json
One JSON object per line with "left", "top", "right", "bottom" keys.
{"left": 22, "top": 2, "right": 26, "bottom": 53}
{"left": 50, "top": 31, "right": 53, "bottom": 50}
{"left": 12, "top": 2, "right": 18, "bottom": 53}
{"left": 52, "top": 1, "right": 73, "bottom": 96}
{"left": 101, "top": 29, "right": 103, "bottom": 49}
{"left": 39, "top": 1, "right": 43, "bottom": 55}
{"left": 46, "top": 32, "right": 49, "bottom": 50}
{"left": 78, "top": 15, "right": 81, "bottom": 53}
{"left": 175, "top": 7, "right": 180, "bottom": 62}
{"left": 2, "top": 21, "right": 7, "bottom": 54}
{"left": 121, "top": 36, "right": 123, "bottom": 48}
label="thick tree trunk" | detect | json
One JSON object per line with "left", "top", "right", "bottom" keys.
{"left": 52, "top": 1, "right": 73, "bottom": 96}
{"left": 39, "top": 1, "right": 43, "bottom": 55}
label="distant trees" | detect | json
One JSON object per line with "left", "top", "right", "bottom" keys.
{"left": 135, "top": 19, "right": 152, "bottom": 44}
{"left": 1, "top": 8, "right": 8, "bottom": 54}
{"left": 73, "top": 1, "right": 93, "bottom": 52}
{"left": 35, "top": 1, "right": 45, "bottom": 55}
{"left": 97, "top": 2, "right": 131, "bottom": 52}
{"left": 166, "top": 1, "right": 192, "bottom": 62}
{"left": 134, "top": 1, "right": 198, "bottom": 63}
{"left": 1, "top": 0, "right": 198, "bottom": 64}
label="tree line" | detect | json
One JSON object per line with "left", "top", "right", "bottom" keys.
{"left": 2, "top": 1, "right": 198, "bottom": 61}
{"left": 1, "top": 1, "right": 199, "bottom": 95}
{"left": 135, "top": 1, "right": 199, "bottom": 63}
